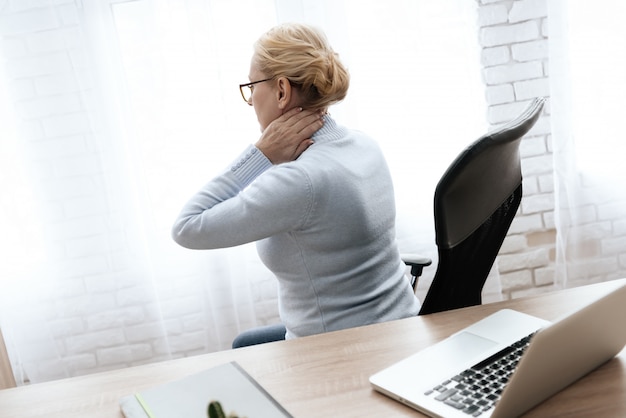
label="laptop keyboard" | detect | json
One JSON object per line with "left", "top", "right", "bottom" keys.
{"left": 424, "top": 332, "right": 535, "bottom": 417}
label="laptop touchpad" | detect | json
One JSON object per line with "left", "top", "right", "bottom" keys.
{"left": 401, "top": 331, "right": 500, "bottom": 388}
{"left": 440, "top": 332, "right": 498, "bottom": 360}
{"left": 420, "top": 332, "right": 499, "bottom": 377}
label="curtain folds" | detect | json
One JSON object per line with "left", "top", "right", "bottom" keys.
{"left": 0, "top": 0, "right": 484, "bottom": 384}
{"left": 549, "top": 0, "right": 626, "bottom": 289}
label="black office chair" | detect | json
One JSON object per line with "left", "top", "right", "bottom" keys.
{"left": 404, "top": 97, "right": 546, "bottom": 315}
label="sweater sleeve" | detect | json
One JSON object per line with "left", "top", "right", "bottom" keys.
{"left": 171, "top": 144, "right": 313, "bottom": 249}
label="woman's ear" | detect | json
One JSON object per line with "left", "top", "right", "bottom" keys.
{"left": 276, "top": 77, "right": 292, "bottom": 110}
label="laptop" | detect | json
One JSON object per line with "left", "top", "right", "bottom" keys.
{"left": 370, "top": 282, "right": 626, "bottom": 418}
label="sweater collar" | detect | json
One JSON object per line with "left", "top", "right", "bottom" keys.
{"left": 311, "top": 115, "right": 346, "bottom": 144}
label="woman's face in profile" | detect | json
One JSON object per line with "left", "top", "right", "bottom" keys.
{"left": 248, "top": 57, "right": 281, "bottom": 132}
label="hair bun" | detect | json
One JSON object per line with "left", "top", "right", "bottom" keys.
{"left": 254, "top": 23, "right": 350, "bottom": 110}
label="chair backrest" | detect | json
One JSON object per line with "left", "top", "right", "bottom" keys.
{"left": 418, "top": 97, "right": 545, "bottom": 315}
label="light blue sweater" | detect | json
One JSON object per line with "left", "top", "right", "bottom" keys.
{"left": 172, "top": 116, "right": 420, "bottom": 338}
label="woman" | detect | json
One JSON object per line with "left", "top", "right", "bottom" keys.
{"left": 172, "top": 23, "right": 420, "bottom": 347}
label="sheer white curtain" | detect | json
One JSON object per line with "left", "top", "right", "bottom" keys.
{"left": 549, "top": 1, "right": 626, "bottom": 288}
{"left": 0, "top": 0, "right": 484, "bottom": 384}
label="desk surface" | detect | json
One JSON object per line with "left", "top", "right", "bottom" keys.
{"left": 1, "top": 279, "right": 625, "bottom": 418}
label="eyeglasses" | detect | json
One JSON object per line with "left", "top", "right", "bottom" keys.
{"left": 239, "top": 78, "right": 273, "bottom": 104}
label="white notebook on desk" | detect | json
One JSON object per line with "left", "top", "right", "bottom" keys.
{"left": 119, "top": 361, "right": 292, "bottom": 418}
{"left": 370, "top": 282, "right": 626, "bottom": 418}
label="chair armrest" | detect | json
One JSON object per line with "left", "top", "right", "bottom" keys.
{"left": 401, "top": 253, "right": 432, "bottom": 278}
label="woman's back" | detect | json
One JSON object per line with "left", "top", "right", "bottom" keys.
{"left": 254, "top": 117, "right": 420, "bottom": 338}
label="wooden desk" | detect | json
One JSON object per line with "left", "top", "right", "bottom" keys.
{"left": 1, "top": 279, "right": 625, "bottom": 418}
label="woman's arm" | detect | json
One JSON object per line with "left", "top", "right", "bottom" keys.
{"left": 171, "top": 152, "right": 313, "bottom": 249}
{"left": 171, "top": 108, "right": 322, "bottom": 249}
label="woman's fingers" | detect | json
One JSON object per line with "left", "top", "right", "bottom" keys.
{"left": 256, "top": 108, "right": 324, "bottom": 164}
{"left": 276, "top": 107, "right": 323, "bottom": 133}
{"left": 294, "top": 111, "right": 324, "bottom": 136}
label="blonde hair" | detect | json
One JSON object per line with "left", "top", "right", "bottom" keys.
{"left": 253, "top": 23, "right": 350, "bottom": 110}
